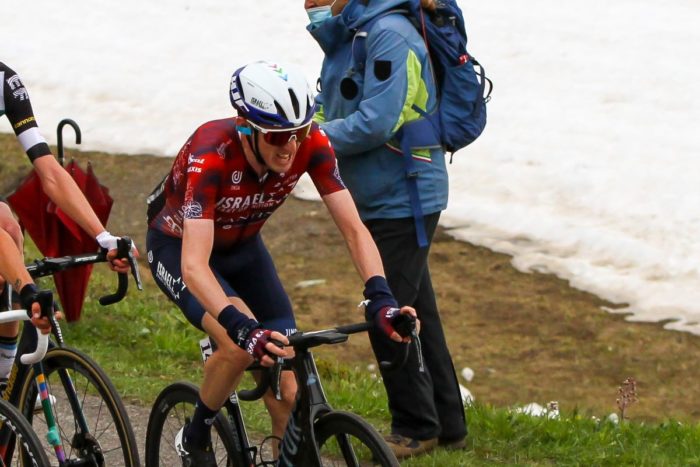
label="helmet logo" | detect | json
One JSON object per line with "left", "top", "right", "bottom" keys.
{"left": 250, "top": 97, "right": 271, "bottom": 111}
{"left": 269, "top": 63, "right": 289, "bottom": 81}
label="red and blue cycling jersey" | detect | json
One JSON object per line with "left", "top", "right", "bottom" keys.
{"left": 147, "top": 118, "right": 345, "bottom": 251}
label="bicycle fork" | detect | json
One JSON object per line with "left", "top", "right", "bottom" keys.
{"left": 33, "top": 362, "right": 66, "bottom": 463}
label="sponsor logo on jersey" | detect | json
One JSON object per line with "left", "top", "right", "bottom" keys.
{"left": 155, "top": 261, "right": 187, "bottom": 300}
{"left": 231, "top": 171, "right": 243, "bottom": 185}
{"left": 7, "top": 75, "right": 28, "bottom": 101}
{"left": 182, "top": 201, "right": 203, "bottom": 219}
{"left": 217, "top": 141, "right": 230, "bottom": 158}
{"left": 187, "top": 166, "right": 202, "bottom": 173}
{"left": 12, "top": 116, "right": 35, "bottom": 130}
{"left": 188, "top": 154, "right": 205, "bottom": 165}
{"left": 215, "top": 192, "right": 276, "bottom": 213}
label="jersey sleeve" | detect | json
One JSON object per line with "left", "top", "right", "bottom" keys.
{"left": 305, "top": 125, "right": 346, "bottom": 196}
{"left": 0, "top": 62, "right": 51, "bottom": 161}
{"left": 182, "top": 127, "right": 226, "bottom": 221}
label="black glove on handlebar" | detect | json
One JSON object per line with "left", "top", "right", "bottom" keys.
{"left": 364, "top": 276, "right": 406, "bottom": 339}
{"left": 217, "top": 305, "right": 279, "bottom": 361}
{"left": 19, "top": 283, "right": 39, "bottom": 316}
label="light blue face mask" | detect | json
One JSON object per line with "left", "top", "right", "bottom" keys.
{"left": 306, "top": 1, "right": 336, "bottom": 28}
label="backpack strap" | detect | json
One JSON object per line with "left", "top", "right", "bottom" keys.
{"left": 395, "top": 125, "right": 429, "bottom": 248}
{"left": 352, "top": 9, "right": 436, "bottom": 249}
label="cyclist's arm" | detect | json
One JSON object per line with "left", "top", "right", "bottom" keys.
{"left": 33, "top": 155, "right": 107, "bottom": 238}
{"left": 321, "top": 189, "right": 384, "bottom": 282}
{"left": 0, "top": 201, "right": 23, "bottom": 251}
{"left": 181, "top": 218, "right": 236, "bottom": 318}
{"left": 32, "top": 156, "right": 133, "bottom": 271}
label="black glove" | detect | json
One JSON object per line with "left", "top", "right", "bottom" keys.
{"left": 363, "top": 276, "right": 404, "bottom": 339}
{"left": 217, "top": 305, "right": 278, "bottom": 361}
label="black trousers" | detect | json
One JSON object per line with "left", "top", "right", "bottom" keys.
{"left": 365, "top": 213, "right": 467, "bottom": 441}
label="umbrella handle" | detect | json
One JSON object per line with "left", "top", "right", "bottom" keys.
{"left": 57, "top": 119, "right": 82, "bottom": 167}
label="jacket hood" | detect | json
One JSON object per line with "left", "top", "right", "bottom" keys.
{"left": 340, "top": 0, "right": 412, "bottom": 30}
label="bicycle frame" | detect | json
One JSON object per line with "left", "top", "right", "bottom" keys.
{"left": 0, "top": 239, "right": 140, "bottom": 465}
{"left": 0, "top": 300, "right": 59, "bottom": 462}
{"left": 217, "top": 321, "right": 413, "bottom": 466}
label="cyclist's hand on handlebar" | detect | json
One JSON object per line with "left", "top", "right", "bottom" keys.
{"left": 20, "top": 285, "right": 60, "bottom": 335}
{"left": 243, "top": 329, "right": 288, "bottom": 367}
{"left": 96, "top": 231, "right": 139, "bottom": 273}
{"left": 374, "top": 306, "right": 418, "bottom": 343}
{"left": 29, "top": 302, "right": 51, "bottom": 334}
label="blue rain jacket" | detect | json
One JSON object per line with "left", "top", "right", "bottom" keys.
{"left": 308, "top": 0, "right": 448, "bottom": 221}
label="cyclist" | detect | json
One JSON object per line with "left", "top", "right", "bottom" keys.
{"left": 146, "top": 60, "right": 416, "bottom": 466}
{"left": 0, "top": 61, "right": 135, "bottom": 376}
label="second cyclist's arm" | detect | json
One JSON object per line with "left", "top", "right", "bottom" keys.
{"left": 322, "top": 189, "right": 385, "bottom": 282}
{"left": 181, "top": 218, "right": 237, "bottom": 318}
{"left": 33, "top": 155, "right": 107, "bottom": 238}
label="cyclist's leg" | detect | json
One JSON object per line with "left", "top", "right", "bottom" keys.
{"left": 213, "top": 234, "right": 298, "bottom": 454}
{"left": 147, "top": 229, "right": 252, "bottom": 450}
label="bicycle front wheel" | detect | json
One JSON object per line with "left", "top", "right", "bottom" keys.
{"left": 314, "top": 411, "right": 399, "bottom": 467}
{"left": 0, "top": 397, "right": 50, "bottom": 466}
{"left": 144, "top": 381, "right": 239, "bottom": 467}
{"left": 18, "top": 346, "right": 140, "bottom": 467}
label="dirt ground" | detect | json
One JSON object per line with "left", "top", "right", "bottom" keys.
{"left": 3, "top": 134, "right": 700, "bottom": 424}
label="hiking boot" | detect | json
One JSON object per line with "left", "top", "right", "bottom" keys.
{"left": 383, "top": 433, "right": 438, "bottom": 458}
{"left": 175, "top": 425, "right": 216, "bottom": 467}
{"left": 439, "top": 436, "right": 467, "bottom": 450}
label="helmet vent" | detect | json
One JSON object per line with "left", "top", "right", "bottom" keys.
{"left": 274, "top": 101, "right": 287, "bottom": 121}
{"left": 288, "top": 89, "right": 300, "bottom": 120}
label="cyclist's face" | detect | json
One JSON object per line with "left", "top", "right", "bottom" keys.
{"left": 257, "top": 131, "right": 299, "bottom": 174}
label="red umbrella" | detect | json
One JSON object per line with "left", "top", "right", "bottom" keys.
{"left": 6, "top": 120, "right": 113, "bottom": 321}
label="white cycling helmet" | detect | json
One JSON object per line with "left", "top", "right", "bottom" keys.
{"left": 230, "top": 61, "right": 315, "bottom": 129}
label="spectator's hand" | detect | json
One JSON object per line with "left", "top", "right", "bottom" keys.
{"left": 242, "top": 328, "right": 288, "bottom": 367}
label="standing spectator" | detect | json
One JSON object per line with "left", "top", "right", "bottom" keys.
{"left": 304, "top": 0, "right": 467, "bottom": 458}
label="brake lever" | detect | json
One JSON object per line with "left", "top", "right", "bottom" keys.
{"left": 121, "top": 236, "right": 143, "bottom": 291}
{"left": 412, "top": 328, "right": 425, "bottom": 373}
{"left": 270, "top": 338, "right": 285, "bottom": 401}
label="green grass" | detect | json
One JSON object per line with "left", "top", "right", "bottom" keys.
{"left": 29, "top": 250, "right": 700, "bottom": 466}
{"left": 19, "top": 236, "right": 700, "bottom": 467}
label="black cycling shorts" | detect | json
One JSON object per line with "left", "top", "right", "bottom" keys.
{"left": 146, "top": 229, "right": 296, "bottom": 336}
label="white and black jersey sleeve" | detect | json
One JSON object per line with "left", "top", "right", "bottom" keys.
{"left": 0, "top": 61, "right": 51, "bottom": 161}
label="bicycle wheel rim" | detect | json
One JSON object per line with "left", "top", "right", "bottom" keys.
{"left": 18, "top": 346, "right": 139, "bottom": 466}
{"left": 0, "top": 397, "right": 51, "bottom": 466}
{"left": 314, "top": 411, "right": 399, "bottom": 467}
{"left": 144, "top": 381, "right": 238, "bottom": 467}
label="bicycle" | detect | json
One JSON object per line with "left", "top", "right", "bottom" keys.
{"left": 145, "top": 318, "right": 420, "bottom": 467}
{"left": 0, "top": 296, "right": 53, "bottom": 466}
{"left": 1, "top": 237, "right": 143, "bottom": 466}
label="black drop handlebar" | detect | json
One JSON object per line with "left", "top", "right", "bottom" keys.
{"left": 25, "top": 236, "right": 142, "bottom": 306}
{"left": 238, "top": 317, "right": 422, "bottom": 402}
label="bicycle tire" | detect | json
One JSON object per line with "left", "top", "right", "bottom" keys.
{"left": 17, "top": 346, "right": 140, "bottom": 467}
{"left": 0, "top": 397, "right": 51, "bottom": 466}
{"left": 144, "top": 381, "right": 240, "bottom": 467}
{"left": 314, "top": 411, "right": 399, "bottom": 467}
